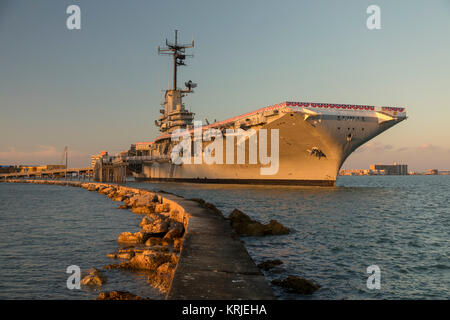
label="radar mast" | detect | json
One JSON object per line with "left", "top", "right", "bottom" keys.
{"left": 156, "top": 30, "right": 196, "bottom": 133}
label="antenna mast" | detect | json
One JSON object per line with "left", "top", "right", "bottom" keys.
{"left": 158, "top": 30, "right": 194, "bottom": 90}
{"left": 155, "top": 31, "right": 197, "bottom": 133}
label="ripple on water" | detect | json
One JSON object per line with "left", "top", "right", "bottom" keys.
{"left": 126, "top": 176, "right": 450, "bottom": 300}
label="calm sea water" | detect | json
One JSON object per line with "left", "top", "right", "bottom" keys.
{"left": 0, "top": 183, "right": 164, "bottom": 300}
{"left": 1, "top": 176, "right": 449, "bottom": 299}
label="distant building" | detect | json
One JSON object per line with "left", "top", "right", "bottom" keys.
{"left": 369, "top": 162, "right": 408, "bottom": 175}
{"left": 129, "top": 144, "right": 136, "bottom": 155}
{"left": 0, "top": 165, "right": 17, "bottom": 174}
{"left": 428, "top": 169, "right": 439, "bottom": 175}
{"left": 19, "top": 164, "right": 66, "bottom": 173}
{"left": 91, "top": 150, "right": 109, "bottom": 168}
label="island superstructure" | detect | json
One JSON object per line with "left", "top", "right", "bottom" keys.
{"left": 126, "top": 31, "right": 407, "bottom": 186}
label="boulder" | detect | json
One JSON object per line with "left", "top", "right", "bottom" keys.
{"left": 121, "top": 251, "right": 172, "bottom": 271}
{"left": 163, "top": 220, "right": 184, "bottom": 240}
{"left": 139, "top": 213, "right": 167, "bottom": 227}
{"left": 117, "top": 231, "right": 146, "bottom": 244}
{"left": 154, "top": 203, "right": 170, "bottom": 213}
{"left": 129, "top": 193, "right": 156, "bottom": 208}
{"left": 96, "top": 291, "right": 146, "bottom": 300}
{"left": 81, "top": 267, "right": 106, "bottom": 286}
{"left": 131, "top": 206, "right": 154, "bottom": 215}
{"left": 228, "top": 209, "right": 290, "bottom": 236}
{"left": 148, "top": 262, "right": 176, "bottom": 293}
{"left": 144, "top": 237, "right": 171, "bottom": 247}
{"left": 99, "top": 187, "right": 114, "bottom": 195}
{"left": 266, "top": 220, "right": 290, "bottom": 235}
{"left": 87, "top": 184, "right": 97, "bottom": 192}
{"left": 112, "top": 195, "right": 125, "bottom": 202}
{"left": 173, "top": 238, "right": 183, "bottom": 252}
{"left": 141, "top": 219, "right": 169, "bottom": 234}
{"left": 107, "top": 251, "right": 135, "bottom": 260}
{"left": 271, "top": 276, "right": 320, "bottom": 294}
{"left": 257, "top": 259, "right": 283, "bottom": 271}
{"left": 103, "top": 264, "right": 121, "bottom": 270}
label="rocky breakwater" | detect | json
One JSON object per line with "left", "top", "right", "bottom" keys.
{"left": 78, "top": 183, "right": 189, "bottom": 295}
{"left": 227, "top": 208, "right": 320, "bottom": 295}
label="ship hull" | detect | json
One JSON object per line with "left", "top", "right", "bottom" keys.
{"left": 132, "top": 104, "right": 406, "bottom": 186}
{"left": 134, "top": 177, "right": 335, "bottom": 186}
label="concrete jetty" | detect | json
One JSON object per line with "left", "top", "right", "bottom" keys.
{"left": 3, "top": 179, "right": 274, "bottom": 300}
{"left": 165, "top": 195, "right": 275, "bottom": 300}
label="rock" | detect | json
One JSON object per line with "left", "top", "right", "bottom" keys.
{"left": 140, "top": 214, "right": 169, "bottom": 234}
{"left": 149, "top": 245, "right": 170, "bottom": 252}
{"left": 154, "top": 203, "right": 170, "bottom": 213}
{"left": 139, "top": 213, "right": 168, "bottom": 226}
{"left": 257, "top": 259, "right": 283, "bottom": 271}
{"left": 228, "top": 209, "right": 290, "bottom": 236}
{"left": 121, "top": 251, "right": 172, "bottom": 271}
{"left": 130, "top": 193, "right": 157, "bottom": 208}
{"left": 81, "top": 268, "right": 106, "bottom": 286}
{"left": 144, "top": 237, "right": 171, "bottom": 247}
{"left": 228, "top": 208, "right": 253, "bottom": 224}
{"left": 107, "top": 251, "right": 134, "bottom": 260}
{"left": 142, "top": 220, "right": 169, "bottom": 234}
{"left": 87, "top": 184, "right": 97, "bottom": 192}
{"left": 131, "top": 206, "right": 155, "bottom": 215}
{"left": 117, "top": 231, "right": 147, "bottom": 244}
{"left": 169, "top": 209, "right": 185, "bottom": 224}
{"left": 107, "top": 191, "right": 117, "bottom": 198}
{"left": 173, "top": 238, "right": 183, "bottom": 252}
{"left": 147, "top": 262, "right": 176, "bottom": 293}
{"left": 99, "top": 187, "right": 114, "bottom": 195}
{"left": 163, "top": 220, "right": 184, "bottom": 240}
{"left": 112, "top": 195, "right": 125, "bottom": 202}
{"left": 103, "top": 264, "right": 122, "bottom": 270}
{"left": 117, "top": 204, "right": 128, "bottom": 209}
{"left": 271, "top": 276, "right": 320, "bottom": 294}
{"left": 242, "top": 222, "right": 267, "bottom": 236}
{"left": 96, "top": 291, "right": 147, "bottom": 300}
{"left": 266, "top": 220, "right": 290, "bottom": 235}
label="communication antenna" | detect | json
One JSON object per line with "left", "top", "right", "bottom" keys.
{"left": 158, "top": 30, "right": 194, "bottom": 90}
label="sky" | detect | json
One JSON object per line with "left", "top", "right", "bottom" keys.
{"left": 1, "top": 0, "right": 449, "bottom": 171}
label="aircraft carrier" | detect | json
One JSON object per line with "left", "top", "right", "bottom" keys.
{"left": 129, "top": 31, "right": 407, "bottom": 186}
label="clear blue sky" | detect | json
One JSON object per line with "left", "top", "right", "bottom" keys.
{"left": 1, "top": 0, "right": 449, "bottom": 171}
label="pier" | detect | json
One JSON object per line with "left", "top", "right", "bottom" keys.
{"left": 165, "top": 194, "right": 275, "bottom": 299}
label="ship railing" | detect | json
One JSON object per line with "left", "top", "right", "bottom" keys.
{"left": 124, "top": 155, "right": 171, "bottom": 162}
{"left": 102, "top": 155, "right": 171, "bottom": 164}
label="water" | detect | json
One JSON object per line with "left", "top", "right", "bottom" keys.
{"left": 0, "top": 176, "right": 449, "bottom": 299}
{"left": 0, "top": 183, "right": 164, "bottom": 300}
